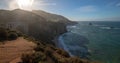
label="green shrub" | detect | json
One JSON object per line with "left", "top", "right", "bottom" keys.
{"left": 44, "top": 46, "right": 54, "bottom": 55}
{"left": 55, "top": 49, "right": 70, "bottom": 57}
{"left": 46, "top": 44, "right": 57, "bottom": 51}
{"left": 34, "top": 45, "right": 44, "bottom": 52}
{"left": 58, "top": 58, "right": 68, "bottom": 63}
{"left": 8, "top": 32, "right": 18, "bottom": 40}
{"left": 21, "top": 52, "right": 47, "bottom": 63}
{"left": 16, "top": 31, "right": 23, "bottom": 37}
{"left": 68, "top": 57, "right": 83, "bottom": 63}
{"left": 0, "top": 28, "right": 8, "bottom": 41}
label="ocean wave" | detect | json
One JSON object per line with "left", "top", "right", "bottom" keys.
{"left": 58, "top": 32, "right": 90, "bottom": 58}
{"left": 67, "top": 26, "right": 77, "bottom": 28}
{"left": 58, "top": 36, "right": 73, "bottom": 56}
{"left": 92, "top": 24, "right": 120, "bottom": 30}
{"left": 114, "top": 28, "right": 120, "bottom": 29}
{"left": 93, "top": 24, "right": 106, "bottom": 27}
{"left": 100, "top": 27, "right": 112, "bottom": 29}
{"left": 99, "top": 26, "right": 120, "bottom": 30}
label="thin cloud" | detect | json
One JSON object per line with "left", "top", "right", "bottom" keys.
{"left": 116, "top": 3, "right": 120, "bottom": 7}
{"left": 39, "top": 3, "right": 56, "bottom": 6}
{"left": 107, "top": 1, "right": 120, "bottom": 7}
{"left": 100, "top": 17, "right": 120, "bottom": 21}
{"left": 34, "top": 0, "right": 56, "bottom": 6}
{"left": 107, "top": 2, "right": 116, "bottom": 7}
{"left": 32, "top": 0, "right": 56, "bottom": 10}
{"left": 77, "top": 5, "right": 97, "bottom": 12}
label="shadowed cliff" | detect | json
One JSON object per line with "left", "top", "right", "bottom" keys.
{"left": 0, "top": 9, "right": 74, "bottom": 45}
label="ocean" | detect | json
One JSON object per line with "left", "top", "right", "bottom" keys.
{"left": 58, "top": 21, "right": 120, "bottom": 63}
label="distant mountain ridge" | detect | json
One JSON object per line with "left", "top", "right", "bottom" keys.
{"left": 32, "top": 10, "right": 71, "bottom": 23}
{"left": 0, "top": 9, "right": 46, "bottom": 24}
{"left": 0, "top": 9, "right": 74, "bottom": 24}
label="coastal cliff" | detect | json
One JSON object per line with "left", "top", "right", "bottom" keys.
{"left": 0, "top": 9, "right": 100, "bottom": 63}
{"left": 0, "top": 9, "right": 72, "bottom": 45}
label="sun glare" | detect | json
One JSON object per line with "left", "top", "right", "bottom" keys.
{"left": 16, "top": 0, "right": 34, "bottom": 10}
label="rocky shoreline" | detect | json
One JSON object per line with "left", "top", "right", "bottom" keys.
{"left": 52, "top": 22, "right": 79, "bottom": 57}
{"left": 53, "top": 22, "right": 91, "bottom": 59}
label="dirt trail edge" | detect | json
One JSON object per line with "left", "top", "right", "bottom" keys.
{"left": 0, "top": 37, "right": 36, "bottom": 63}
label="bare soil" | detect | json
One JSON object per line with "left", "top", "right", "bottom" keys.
{"left": 0, "top": 37, "right": 36, "bottom": 63}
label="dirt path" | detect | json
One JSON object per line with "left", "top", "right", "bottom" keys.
{"left": 0, "top": 37, "right": 36, "bottom": 63}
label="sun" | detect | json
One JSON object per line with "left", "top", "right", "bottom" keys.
{"left": 16, "top": 0, "right": 34, "bottom": 10}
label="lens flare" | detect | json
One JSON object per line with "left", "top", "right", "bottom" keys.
{"left": 16, "top": 0, "right": 34, "bottom": 10}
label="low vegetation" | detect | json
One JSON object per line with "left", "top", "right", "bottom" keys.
{"left": 21, "top": 52, "right": 47, "bottom": 63}
{"left": 0, "top": 28, "right": 22, "bottom": 42}
{"left": 21, "top": 40, "right": 100, "bottom": 63}
{"left": 0, "top": 28, "right": 8, "bottom": 41}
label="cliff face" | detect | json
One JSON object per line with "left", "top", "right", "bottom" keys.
{"left": 0, "top": 9, "right": 69, "bottom": 45}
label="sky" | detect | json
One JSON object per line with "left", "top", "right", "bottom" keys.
{"left": 0, "top": 0, "right": 120, "bottom": 21}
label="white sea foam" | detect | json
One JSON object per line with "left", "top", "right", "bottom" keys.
{"left": 99, "top": 26, "right": 120, "bottom": 30}
{"left": 100, "top": 27, "right": 112, "bottom": 29}
{"left": 93, "top": 24, "right": 106, "bottom": 27}
{"left": 58, "top": 36, "right": 73, "bottom": 56}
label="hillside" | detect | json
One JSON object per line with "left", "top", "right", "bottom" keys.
{"left": 0, "top": 9, "right": 69, "bottom": 45}
{"left": 32, "top": 10, "right": 72, "bottom": 24}
{"left": 0, "top": 9, "right": 73, "bottom": 24}
{"left": 0, "top": 9, "right": 45, "bottom": 24}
